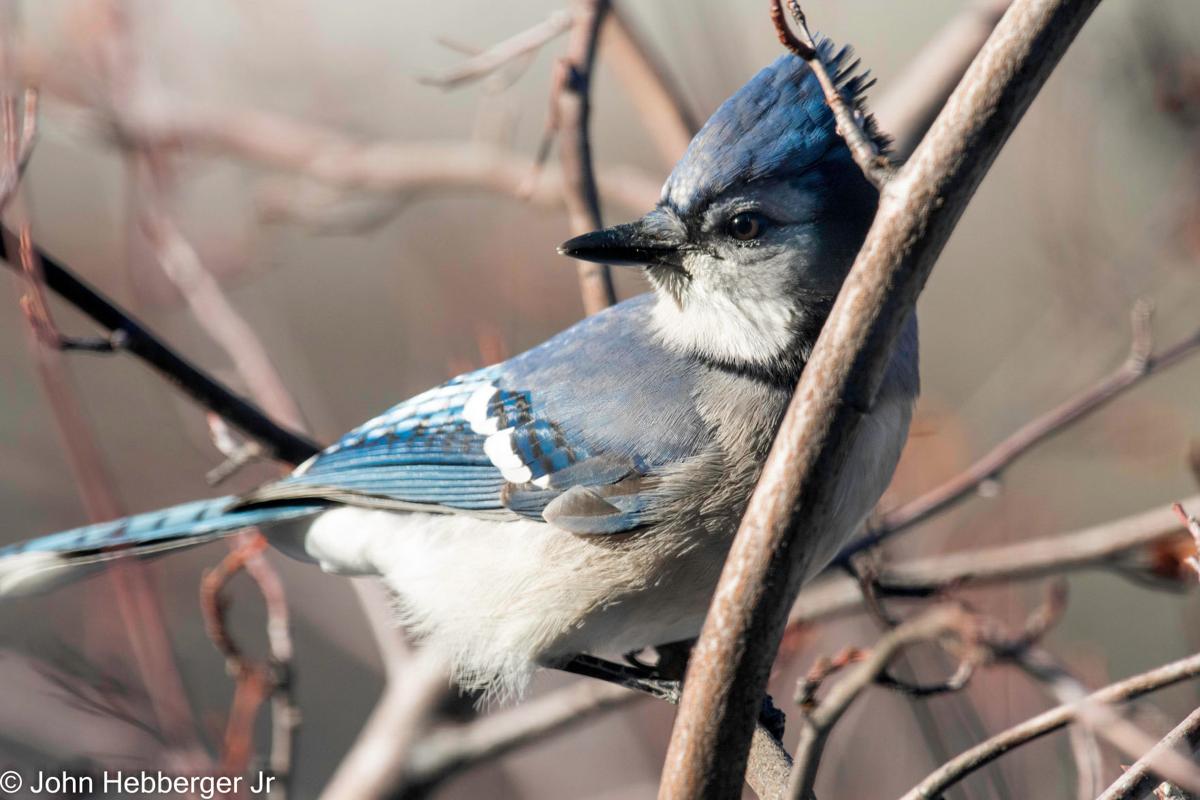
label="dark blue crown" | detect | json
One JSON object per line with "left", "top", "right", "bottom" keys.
{"left": 661, "top": 40, "right": 884, "bottom": 214}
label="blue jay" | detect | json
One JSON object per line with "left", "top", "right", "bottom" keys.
{"left": 0, "top": 44, "right": 918, "bottom": 698}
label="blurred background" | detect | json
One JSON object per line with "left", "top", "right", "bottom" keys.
{"left": 1, "top": 0, "right": 1199, "bottom": 797}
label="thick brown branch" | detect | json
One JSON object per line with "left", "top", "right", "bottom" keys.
{"left": 659, "top": 2, "right": 1102, "bottom": 795}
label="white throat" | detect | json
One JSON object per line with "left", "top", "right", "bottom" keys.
{"left": 650, "top": 284, "right": 799, "bottom": 367}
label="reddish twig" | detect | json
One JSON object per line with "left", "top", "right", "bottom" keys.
{"left": 201, "top": 532, "right": 296, "bottom": 787}
{"left": 2, "top": 57, "right": 204, "bottom": 764}
{"left": 770, "top": 0, "right": 895, "bottom": 188}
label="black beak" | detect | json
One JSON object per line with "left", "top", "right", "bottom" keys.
{"left": 557, "top": 213, "right": 686, "bottom": 270}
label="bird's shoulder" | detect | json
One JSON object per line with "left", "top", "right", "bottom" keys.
{"left": 241, "top": 295, "right": 716, "bottom": 534}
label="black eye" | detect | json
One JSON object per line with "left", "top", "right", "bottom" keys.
{"left": 726, "top": 212, "right": 765, "bottom": 242}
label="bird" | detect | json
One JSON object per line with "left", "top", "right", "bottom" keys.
{"left": 0, "top": 42, "right": 918, "bottom": 700}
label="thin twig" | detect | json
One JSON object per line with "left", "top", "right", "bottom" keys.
{"left": 200, "top": 533, "right": 295, "bottom": 786}
{"left": 1, "top": 49, "right": 205, "bottom": 764}
{"left": 841, "top": 309, "right": 1200, "bottom": 561}
{"left": 401, "top": 681, "right": 640, "bottom": 797}
{"left": 420, "top": 10, "right": 574, "bottom": 89}
{"left": 788, "top": 605, "right": 977, "bottom": 799}
{"left": 898, "top": 651, "right": 1200, "bottom": 800}
{"left": 1098, "top": 706, "right": 1200, "bottom": 800}
{"left": 770, "top": 0, "right": 895, "bottom": 188}
{"left": 793, "top": 494, "right": 1199, "bottom": 624}
{"left": 660, "top": 1, "right": 1102, "bottom": 794}
{"left": 0, "top": 233, "right": 321, "bottom": 464}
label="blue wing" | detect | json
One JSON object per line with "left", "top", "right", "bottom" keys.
{"left": 241, "top": 295, "right": 713, "bottom": 534}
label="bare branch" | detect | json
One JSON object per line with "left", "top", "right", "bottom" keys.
{"left": 788, "top": 605, "right": 977, "bottom": 799}
{"left": 1098, "top": 706, "right": 1200, "bottom": 800}
{"left": 318, "top": 648, "right": 453, "bottom": 800}
{"left": 420, "top": 10, "right": 574, "bottom": 89}
{"left": 875, "top": 0, "right": 1014, "bottom": 158}
{"left": 898, "top": 651, "right": 1200, "bottom": 800}
{"left": 603, "top": 4, "right": 697, "bottom": 163}
{"left": 793, "top": 494, "right": 1199, "bottom": 625}
{"left": 770, "top": 0, "right": 895, "bottom": 188}
{"left": 660, "top": 2, "right": 1103, "bottom": 794}
{"left": 0, "top": 235, "right": 321, "bottom": 464}
{"left": 557, "top": 0, "right": 617, "bottom": 314}
{"left": 842, "top": 310, "right": 1200, "bottom": 561}
{"left": 402, "top": 681, "right": 639, "bottom": 796}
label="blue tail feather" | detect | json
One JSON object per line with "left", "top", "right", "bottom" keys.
{"left": 0, "top": 496, "right": 321, "bottom": 598}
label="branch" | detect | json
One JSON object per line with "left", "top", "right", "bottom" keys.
{"left": 401, "top": 681, "right": 640, "bottom": 797}
{"left": 875, "top": 0, "right": 1014, "bottom": 159}
{"left": 199, "top": 533, "right": 297, "bottom": 788}
{"left": 659, "top": 1, "right": 1102, "bottom": 794}
{"left": 841, "top": 306, "right": 1200, "bottom": 561}
{"left": 319, "top": 648, "right": 451, "bottom": 800}
{"left": 792, "top": 494, "right": 1199, "bottom": 625}
{"left": 770, "top": 0, "right": 895, "bottom": 188}
{"left": 898, "top": 651, "right": 1200, "bottom": 800}
{"left": 603, "top": 3, "right": 697, "bottom": 162}
{"left": 1097, "top": 706, "right": 1200, "bottom": 800}
{"left": 419, "top": 10, "right": 574, "bottom": 89}
{"left": 0, "top": 233, "right": 321, "bottom": 465}
{"left": 1, "top": 62, "right": 205, "bottom": 765}
{"left": 556, "top": 0, "right": 617, "bottom": 314}
{"left": 788, "top": 606, "right": 976, "bottom": 799}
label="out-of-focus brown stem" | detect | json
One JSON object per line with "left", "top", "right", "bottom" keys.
{"left": 604, "top": 3, "right": 697, "bottom": 163}
{"left": 788, "top": 606, "right": 976, "bottom": 799}
{"left": 876, "top": 0, "right": 1015, "bottom": 159}
{"left": 1, "top": 70, "right": 203, "bottom": 762}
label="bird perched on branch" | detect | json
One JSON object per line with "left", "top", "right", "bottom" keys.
{"left": 0, "top": 42, "right": 917, "bottom": 699}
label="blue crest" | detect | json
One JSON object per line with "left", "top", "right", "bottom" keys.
{"left": 661, "top": 39, "right": 885, "bottom": 214}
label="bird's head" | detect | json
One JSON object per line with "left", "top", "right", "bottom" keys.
{"left": 559, "top": 42, "right": 887, "bottom": 377}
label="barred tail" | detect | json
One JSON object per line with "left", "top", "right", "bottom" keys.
{"left": 0, "top": 496, "right": 321, "bottom": 599}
